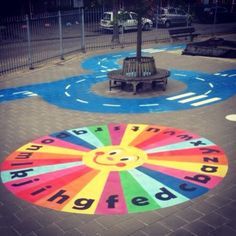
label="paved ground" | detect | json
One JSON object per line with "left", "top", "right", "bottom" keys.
{"left": 0, "top": 34, "right": 236, "bottom": 236}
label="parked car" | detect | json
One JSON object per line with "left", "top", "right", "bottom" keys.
{"left": 199, "top": 6, "right": 230, "bottom": 23}
{"left": 100, "top": 11, "right": 153, "bottom": 32}
{"left": 153, "top": 7, "right": 192, "bottom": 28}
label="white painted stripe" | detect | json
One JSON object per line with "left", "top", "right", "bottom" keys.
{"left": 173, "top": 46, "right": 183, "bottom": 49}
{"left": 65, "top": 92, "right": 70, "bottom": 97}
{"left": 0, "top": 95, "right": 4, "bottom": 98}
{"left": 13, "top": 91, "right": 29, "bottom": 95}
{"left": 139, "top": 103, "right": 159, "bottom": 107}
{"left": 66, "top": 84, "right": 71, "bottom": 90}
{"left": 167, "top": 92, "right": 196, "bottom": 101}
{"left": 102, "top": 103, "right": 121, "bottom": 107}
{"left": 142, "top": 48, "right": 166, "bottom": 53}
{"left": 205, "top": 90, "right": 212, "bottom": 95}
{"left": 96, "top": 75, "right": 107, "bottom": 78}
{"left": 209, "top": 83, "right": 214, "bottom": 88}
{"left": 195, "top": 77, "right": 205, "bottom": 81}
{"left": 76, "top": 79, "right": 86, "bottom": 83}
{"left": 76, "top": 98, "right": 88, "bottom": 104}
{"left": 27, "top": 94, "right": 38, "bottom": 97}
{"left": 23, "top": 92, "right": 33, "bottom": 95}
{"left": 174, "top": 73, "right": 187, "bottom": 77}
{"left": 178, "top": 95, "right": 208, "bottom": 104}
{"left": 191, "top": 97, "right": 221, "bottom": 106}
{"left": 221, "top": 74, "right": 228, "bottom": 77}
{"left": 113, "top": 54, "right": 122, "bottom": 58}
{"left": 100, "top": 68, "right": 117, "bottom": 72}
{"left": 229, "top": 74, "right": 236, "bottom": 77}
{"left": 214, "top": 73, "right": 220, "bottom": 75}
{"left": 98, "top": 61, "right": 101, "bottom": 65}
{"left": 101, "top": 58, "right": 107, "bottom": 61}
{"left": 101, "top": 65, "right": 108, "bottom": 69}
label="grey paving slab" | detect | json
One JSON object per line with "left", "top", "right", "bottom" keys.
{"left": 0, "top": 34, "right": 236, "bottom": 236}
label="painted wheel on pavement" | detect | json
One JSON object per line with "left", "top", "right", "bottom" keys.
{"left": 0, "top": 124, "right": 228, "bottom": 215}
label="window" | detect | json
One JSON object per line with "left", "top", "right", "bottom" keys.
{"left": 103, "top": 13, "right": 111, "bottom": 21}
{"left": 168, "top": 8, "right": 176, "bottom": 14}
{"left": 176, "top": 9, "right": 185, "bottom": 15}
{"left": 130, "top": 13, "right": 137, "bottom": 20}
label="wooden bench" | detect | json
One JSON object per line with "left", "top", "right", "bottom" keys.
{"left": 108, "top": 69, "right": 170, "bottom": 94}
{"left": 108, "top": 57, "right": 170, "bottom": 95}
{"left": 169, "top": 27, "right": 199, "bottom": 42}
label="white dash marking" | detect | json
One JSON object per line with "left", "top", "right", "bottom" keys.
{"left": 102, "top": 103, "right": 121, "bottom": 107}
{"left": 13, "top": 91, "right": 29, "bottom": 95}
{"left": 139, "top": 103, "right": 159, "bottom": 107}
{"left": 65, "top": 92, "right": 70, "bottom": 97}
{"left": 96, "top": 75, "right": 107, "bottom": 78}
{"left": 229, "top": 74, "right": 236, "bottom": 77}
{"left": 113, "top": 54, "right": 122, "bottom": 58}
{"left": 101, "top": 65, "right": 108, "bottom": 69}
{"left": 209, "top": 83, "right": 214, "bottom": 88}
{"left": 221, "top": 74, "right": 228, "bottom": 77}
{"left": 167, "top": 92, "right": 196, "bottom": 100}
{"left": 195, "top": 77, "right": 205, "bottom": 81}
{"left": 173, "top": 46, "right": 183, "bottom": 49}
{"left": 179, "top": 95, "right": 208, "bottom": 104}
{"left": 191, "top": 97, "right": 221, "bottom": 106}
{"left": 174, "top": 73, "right": 187, "bottom": 77}
{"left": 214, "top": 73, "right": 221, "bottom": 75}
{"left": 0, "top": 95, "right": 4, "bottom": 98}
{"left": 142, "top": 48, "right": 165, "bottom": 53}
{"left": 76, "top": 79, "right": 86, "bottom": 83}
{"left": 66, "top": 85, "right": 71, "bottom": 90}
{"left": 76, "top": 99, "right": 88, "bottom": 104}
{"left": 101, "top": 58, "right": 107, "bottom": 61}
{"left": 23, "top": 92, "right": 33, "bottom": 95}
{"left": 205, "top": 90, "right": 212, "bottom": 95}
{"left": 27, "top": 94, "right": 38, "bottom": 97}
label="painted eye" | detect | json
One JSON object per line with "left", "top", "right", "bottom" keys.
{"left": 109, "top": 149, "right": 122, "bottom": 155}
{"left": 120, "top": 157, "right": 132, "bottom": 161}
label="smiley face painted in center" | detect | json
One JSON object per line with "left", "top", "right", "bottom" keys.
{"left": 83, "top": 145, "right": 147, "bottom": 171}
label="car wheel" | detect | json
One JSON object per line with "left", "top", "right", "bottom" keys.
{"left": 165, "top": 21, "right": 171, "bottom": 28}
{"left": 143, "top": 23, "right": 150, "bottom": 31}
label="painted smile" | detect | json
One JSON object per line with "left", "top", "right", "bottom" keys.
{"left": 92, "top": 151, "right": 140, "bottom": 167}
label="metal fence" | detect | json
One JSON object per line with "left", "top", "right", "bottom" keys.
{"left": 0, "top": 8, "right": 171, "bottom": 75}
{"left": 0, "top": 7, "right": 235, "bottom": 75}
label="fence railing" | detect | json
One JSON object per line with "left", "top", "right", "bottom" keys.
{"left": 0, "top": 8, "right": 235, "bottom": 75}
{"left": 0, "top": 8, "right": 170, "bottom": 75}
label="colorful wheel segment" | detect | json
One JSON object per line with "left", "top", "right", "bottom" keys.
{"left": 0, "top": 124, "right": 228, "bottom": 215}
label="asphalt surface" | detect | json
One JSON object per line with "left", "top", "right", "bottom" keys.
{"left": 0, "top": 34, "right": 236, "bottom": 236}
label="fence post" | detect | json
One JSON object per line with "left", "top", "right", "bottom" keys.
{"left": 81, "top": 7, "right": 85, "bottom": 52}
{"left": 58, "top": 11, "right": 64, "bottom": 60}
{"left": 26, "top": 14, "right": 33, "bottom": 69}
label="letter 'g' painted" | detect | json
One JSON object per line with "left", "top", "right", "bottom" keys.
{"left": 73, "top": 198, "right": 95, "bottom": 210}
{"left": 155, "top": 187, "right": 177, "bottom": 201}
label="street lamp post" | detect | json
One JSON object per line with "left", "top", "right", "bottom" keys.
{"left": 213, "top": 0, "right": 218, "bottom": 37}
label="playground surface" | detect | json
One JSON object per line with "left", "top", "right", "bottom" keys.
{"left": 0, "top": 34, "right": 236, "bottom": 236}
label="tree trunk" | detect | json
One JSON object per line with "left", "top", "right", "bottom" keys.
{"left": 136, "top": 12, "right": 142, "bottom": 62}
{"left": 111, "top": 0, "right": 120, "bottom": 44}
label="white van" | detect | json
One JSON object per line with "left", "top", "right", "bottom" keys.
{"left": 100, "top": 11, "right": 153, "bottom": 32}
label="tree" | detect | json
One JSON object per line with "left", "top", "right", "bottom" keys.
{"left": 111, "top": 0, "right": 120, "bottom": 44}
{"left": 131, "top": 0, "right": 154, "bottom": 62}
